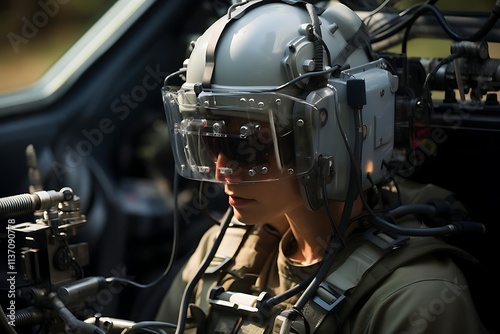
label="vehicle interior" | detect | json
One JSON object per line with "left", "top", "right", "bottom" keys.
{"left": 0, "top": 0, "right": 498, "bottom": 333}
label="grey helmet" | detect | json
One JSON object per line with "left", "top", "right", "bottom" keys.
{"left": 162, "top": 0, "right": 398, "bottom": 209}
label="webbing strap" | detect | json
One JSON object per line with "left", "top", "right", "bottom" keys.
{"left": 205, "top": 223, "right": 248, "bottom": 274}
{"left": 302, "top": 236, "right": 478, "bottom": 334}
{"left": 302, "top": 233, "right": 393, "bottom": 333}
{"left": 324, "top": 241, "right": 387, "bottom": 294}
{"left": 204, "top": 224, "right": 283, "bottom": 333}
{"left": 336, "top": 237, "right": 478, "bottom": 323}
{"left": 202, "top": 0, "right": 325, "bottom": 89}
{"left": 202, "top": 0, "right": 271, "bottom": 88}
{"left": 196, "top": 223, "right": 250, "bottom": 313}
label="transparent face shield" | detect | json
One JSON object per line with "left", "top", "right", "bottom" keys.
{"left": 162, "top": 87, "right": 320, "bottom": 183}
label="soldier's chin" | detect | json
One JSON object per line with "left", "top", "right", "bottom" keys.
{"left": 231, "top": 207, "right": 264, "bottom": 226}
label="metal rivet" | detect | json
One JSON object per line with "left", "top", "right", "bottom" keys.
{"left": 240, "top": 125, "right": 249, "bottom": 138}
{"left": 219, "top": 168, "right": 233, "bottom": 175}
{"left": 213, "top": 122, "right": 221, "bottom": 134}
{"left": 303, "top": 60, "right": 315, "bottom": 72}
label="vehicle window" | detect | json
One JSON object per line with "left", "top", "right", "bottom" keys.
{"left": 0, "top": 0, "right": 117, "bottom": 93}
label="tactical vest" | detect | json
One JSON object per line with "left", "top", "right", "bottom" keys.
{"left": 183, "top": 222, "right": 478, "bottom": 334}
{"left": 181, "top": 181, "right": 481, "bottom": 333}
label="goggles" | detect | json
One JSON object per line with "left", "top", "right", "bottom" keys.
{"left": 162, "top": 87, "right": 320, "bottom": 183}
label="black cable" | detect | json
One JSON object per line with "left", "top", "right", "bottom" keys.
{"left": 107, "top": 171, "right": 180, "bottom": 289}
{"left": 56, "top": 232, "right": 85, "bottom": 280}
{"left": 204, "top": 66, "right": 341, "bottom": 95}
{"left": 51, "top": 294, "right": 105, "bottom": 334}
{"left": 362, "top": 0, "right": 392, "bottom": 27}
{"left": 468, "top": 5, "right": 500, "bottom": 41}
{"left": 174, "top": 206, "right": 234, "bottom": 334}
{"left": 266, "top": 66, "right": 339, "bottom": 92}
{"left": 399, "top": 5, "right": 463, "bottom": 54}
{"left": 322, "top": 176, "right": 346, "bottom": 246}
{"left": 293, "top": 134, "right": 356, "bottom": 311}
{"left": 263, "top": 267, "right": 317, "bottom": 308}
{"left": 260, "top": 166, "right": 336, "bottom": 310}
{"left": 163, "top": 68, "right": 187, "bottom": 87}
{"left": 333, "top": 96, "right": 483, "bottom": 236}
{"left": 291, "top": 82, "right": 366, "bottom": 311}
{"left": 329, "top": 77, "right": 460, "bottom": 237}
{"left": 389, "top": 203, "right": 437, "bottom": 218}
{"left": 133, "top": 329, "right": 163, "bottom": 334}
{"left": 329, "top": 78, "right": 366, "bottom": 240}
{"left": 123, "top": 321, "right": 176, "bottom": 334}
{"left": 421, "top": 50, "right": 464, "bottom": 116}
{"left": 168, "top": 64, "right": 340, "bottom": 96}
{"left": 293, "top": 231, "right": 345, "bottom": 311}
{"left": 368, "top": 2, "right": 426, "bottom": 43}
{"left": 372, "top": 2, "right": 500, "bottom": 45}
{"left": 372, "top": 4, "right": 429, "bottom": 43}
{"left": 280, "top": 307, "right": 311, "bottom": 334}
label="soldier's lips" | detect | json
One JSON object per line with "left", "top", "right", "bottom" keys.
{"left": 228, "top": 195, "right": 254, "bottom": 207}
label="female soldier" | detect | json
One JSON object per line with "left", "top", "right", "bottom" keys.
{"left": 157, "top": 1, "right": 487, "bottom": 333}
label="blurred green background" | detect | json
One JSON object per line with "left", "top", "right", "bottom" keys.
{"left": 0, "top": 0, "right": 116, "bottom": 92}
{"left": 0, "top": 0, "right": 497, "bottom": 93}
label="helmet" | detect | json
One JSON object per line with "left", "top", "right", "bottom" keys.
{"left": 163, "top": 0, "right": 398, "bottom": 209}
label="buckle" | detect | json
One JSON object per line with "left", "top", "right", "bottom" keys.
{"left": 209, "top": 286, "right": 270, "bottom": 315}
{"left": 312, "top": 282, "right": 345, "bottom": 312}
{"left": 364, "top": 227, "right": 409, "bottom": 250}
{"left": 205, "top": 254, "right": 232, "bottom": 274}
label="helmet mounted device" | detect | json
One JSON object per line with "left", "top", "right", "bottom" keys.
{"left": 162, "top": 0, "right": 399, "bottom": 209}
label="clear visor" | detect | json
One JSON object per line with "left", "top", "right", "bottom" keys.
{"left": 162, "top": 87, "right": 319, "bottom": 183}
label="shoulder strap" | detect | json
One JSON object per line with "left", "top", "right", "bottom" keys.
{"left": 193, "top": 222, "right": 282, "bottom": 313}
{"left": 195, "top": 220, "right": 250, "bottom": 313}
{"left": 302, "top": 233, "right": 478, "bottom": 334}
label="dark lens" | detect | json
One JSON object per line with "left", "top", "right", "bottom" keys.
{"left": 200, "top": 128, "right": 294, "bottom": 170}
{"left": 201, "top": 135, "right": 222, "bottom": 161}
{"left": 201, "top": 133, "right": 274, "bottom": 167}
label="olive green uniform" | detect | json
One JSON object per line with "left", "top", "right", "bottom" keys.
{"left": 156, "top": 222, "right": 487, "bottom": 333}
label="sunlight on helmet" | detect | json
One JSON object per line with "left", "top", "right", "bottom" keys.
{"left": 163, "top": 1, "right": 398, "bottom": 201}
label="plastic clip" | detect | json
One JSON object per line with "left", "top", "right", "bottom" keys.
{"left": 312, "top": 282, "right": 346, "bottom": 312}
{"left": 364, "top": 228, "right": 409, "bottom": 250}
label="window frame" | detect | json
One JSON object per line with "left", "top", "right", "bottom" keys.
{"left": 0, "top": 0, "right": 156, "bottom": 117}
